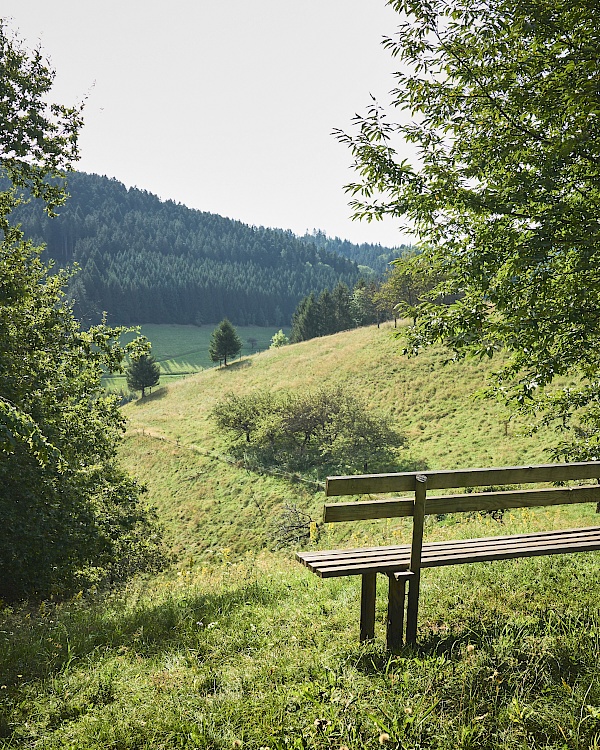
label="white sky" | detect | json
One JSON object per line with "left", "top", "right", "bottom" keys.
{"left": 3, "top": 1, "right": 415, "bottom": 247}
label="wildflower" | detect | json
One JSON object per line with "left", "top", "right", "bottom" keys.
{"left": 379, "top": 732, "right": 390, "bottom": 744}
{"left": 404, "top": 706, "right": 413, "bottom": 715}
{"left": 466, "top": 643, "right": 475, "bottom": 654}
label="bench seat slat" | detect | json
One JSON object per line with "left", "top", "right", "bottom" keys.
{"left": 299, "top": 526, "right": 600, "bottom": 563}
{"left": 296, "top": 526, "right": 600, "bottom": 578}
{"left": 422, "top": 537, "right": 600, "bottom": 567}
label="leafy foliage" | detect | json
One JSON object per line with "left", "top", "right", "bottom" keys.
{"left": 337, "top": 0, "right": 600, "bottom": 459}
{"left": 213, "top": 386, "right": 406, "bottom": 474}
{"left": 0, "top": 23, "right": 165, "bottom": 601}
{"left": 126, "top": 352, "right": 160, "bottom": 398}
{"left": 270, "top": 329, "right": 289, "bottom": 348}
{"left": 0, "top": 21, "right": 81, "bottom": 226}
{"left": 375, "top": 250, "right": 441, "bottom": 324}
{"left": 0, "top": 229, "right": 166, "bottom": 601}
{"left": 209, "top": 319, "right": 242, "bottom": 366}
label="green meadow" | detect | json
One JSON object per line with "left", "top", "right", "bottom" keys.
{"left": 102, "top": 324, "right": 288, "bottom": 392}
{"left": 3, "top": 323, "right": 600, "bottom": 749}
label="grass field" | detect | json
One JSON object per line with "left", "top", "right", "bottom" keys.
{"left": 112, "top": 323, "right": 561, "bottom": 563}
{"left": 3, "top": 523, "right": 600, "bottom": 749}
{"left": 102, "top": 324, "right": 288, "bottom": 392}
{"left": 4, "top": 324, "right": 600, "bottom": 748}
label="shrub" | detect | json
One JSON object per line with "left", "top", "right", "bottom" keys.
{"left": 213, "top": 386, "right": 406, "bottom": 474}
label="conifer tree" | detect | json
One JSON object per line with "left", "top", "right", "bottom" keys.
{"left": 290, "top": 292, "right": 322, "bottom": 343}
{"left": 331, "top": 282, "right": 354, "bottom": 332}
{"left": 126, "top": 353, "right": 160, "bottom": 397}
{"left": 209, "top": 318, "right": 242, "bottom": 365}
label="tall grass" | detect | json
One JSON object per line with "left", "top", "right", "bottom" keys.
{"left": 4, "top": 324, "right": 598, "bottom": 748}
{"left": 2, "top": 543, "right": 600, "bottom": 748}
{"left": 118, "top": 324, "right": 555, "bottom": 559}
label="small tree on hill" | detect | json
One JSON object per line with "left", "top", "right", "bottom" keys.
{"left": 127, "top": 353, "right": 160, "bottom": 398}
{"left": 209, "top": 318, "right": 242, "bottom": 366}
{"left": 213, "top": 386, "right": 406, "bottom": 473}
{"left": 270, "top": 329, "right": 289, "bottom": 348}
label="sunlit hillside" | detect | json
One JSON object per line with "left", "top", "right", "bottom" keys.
{"left": 120, "top": 323, "right": 553, "bottom": 559}
{"left": 6, "top": 324, "right": 598, "bottom": 749}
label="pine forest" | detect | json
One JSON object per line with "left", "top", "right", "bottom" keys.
{"left": 10, "top": 172, "right": 409, "bottom": 327}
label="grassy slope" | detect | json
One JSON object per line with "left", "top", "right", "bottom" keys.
{"left": 4, "top": 325, "right": 600, "bottom": 749}
{"left": 119, "top": 322, "right": 554, "bottom": 557}
{"left": 103, "top": 324, "right": 288, "bottom": 392}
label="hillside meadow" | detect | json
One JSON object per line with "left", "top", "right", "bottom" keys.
{"left": 118, "top": 322, "right": 553, "bottom": 558}
{"left": 102, "top": 324, "right": 289, "bottom": 393}
{"left": 3, "top": 324, "right": 600, "bottom": 749}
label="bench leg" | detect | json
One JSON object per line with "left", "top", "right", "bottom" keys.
{"left": 405, "top": 571, "right": 421, "bottom": 645}
{"left": 386, "top": 574, "right": 406, "bottom": 650}
{"left": 360, "top": 572, "right": 377, "bottom": 642}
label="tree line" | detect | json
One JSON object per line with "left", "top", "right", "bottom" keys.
{"left": 0, "top": 23, "right": 166, "bottom": 601}
{"left": 8, "top": 172, "right": 406, "bottom": 327}
{"left": 289, "top": 251, "right": 437, "bottom": 343}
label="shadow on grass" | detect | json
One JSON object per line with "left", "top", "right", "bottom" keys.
{"left": 133, "top": 387, "right": 169, "bottom": 405}
{"left": 351, "top": 604, "right": 600, "bottom": 684}
{"left": 218, "top": 359, "right": 252, "bottom": 371}
{"left": 0, "top": 576, "right": 293, "bottom": 686}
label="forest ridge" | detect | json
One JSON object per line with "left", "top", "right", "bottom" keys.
{"left": 11, "top": 172, "right": 409, "bottom": 327}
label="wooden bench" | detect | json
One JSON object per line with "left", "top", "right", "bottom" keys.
{"left": 296, "top": 461, "right": 600, "bottom": 648}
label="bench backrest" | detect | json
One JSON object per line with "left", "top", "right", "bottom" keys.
{"left": 324, "top": 462, "right": 600, "bottom": 523}
{"left": 323, "top": 461, "right": 600, "bottom": 645}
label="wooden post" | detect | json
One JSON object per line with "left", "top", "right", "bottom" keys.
{"left": 360, "top": 572, "right": 377, "bottom": 641}
{"left": 405, "top": 474, "right": 427, "bottom": 644}
{"left": 386, "top": 573, "right": 408, "bottom": 650}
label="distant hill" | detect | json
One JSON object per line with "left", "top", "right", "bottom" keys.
{"left": 300, "top": 229, "right": 411, "bottom": 275}
{"left": 10, "top": 172, "right": 403, "bottom": 326}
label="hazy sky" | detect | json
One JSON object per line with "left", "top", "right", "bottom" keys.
{"left": 4, "top": 1, "right": 414, "bottom": 247}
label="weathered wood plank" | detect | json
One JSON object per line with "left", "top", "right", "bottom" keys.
{"left": 323, "top": 485, "right": 600, "bottom": 521}
{"left": 297, "top": 545, "right": 410, "bottom": 564}
{"left": 360, "top": 573, "right": 377, "bottom": 642}
{"left": 296, "top": 527, "right": 600, "bottom": 577}
{"left": 422, "top": 536, "right": 600, "bottom": 567}
{"left": 314, "top": 558, "right": 411, "bottom": 578}
{"left": 323, "top": 497, "right": 414, "bottom": 522}
{"left": 297, "top": 526, "right": 600, "bottom": 564}
{"left": 325, "top": 462, "right": 600, "bottom": 496}
{"left": 387, "top": 573, "right": 412, "bottom": 650}
{"left": 427, "top": 486, "right": 600, "bottom": 514}
{"left": 406, "top": 475, "right": 427, "bottom": 644}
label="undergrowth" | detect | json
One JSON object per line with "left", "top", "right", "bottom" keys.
{"left": 2, "top": 542, "right": 600, "bottom": 749}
